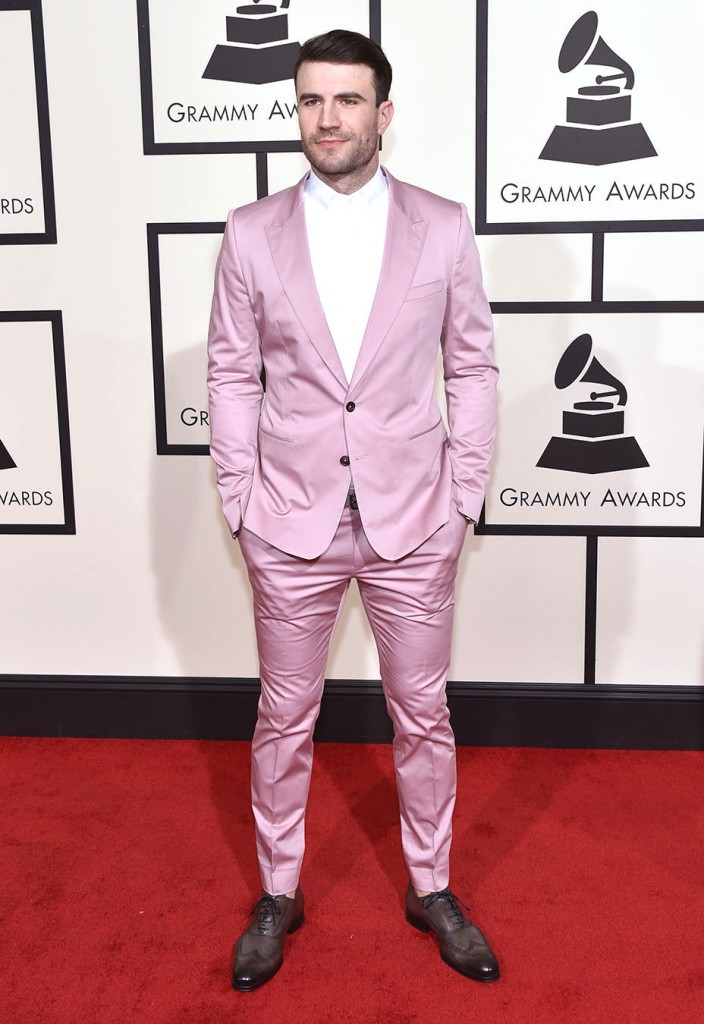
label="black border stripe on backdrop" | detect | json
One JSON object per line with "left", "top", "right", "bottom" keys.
{"left": 0, "top": 310, "right": 74, "bottom": 534}
{"left": 591, "top": 232, "right": 604, "bottom": 302}
{"left": 255, "top": 152, "right": 269, "bottom": 200}
{"left": 584, "top": 535, "right": 598, "bottom": 686}
{"left": 136, "top": 0, "right": 383, "bottom": 156}
{"left": 0, "top": 0, "right": 56, "bottom": 246}
{"left": 475, "top": 0, "right": 704, "bottom": 236}
{"left": 477, "top": 300, "right": 704, "bottom": 539}
{"left": 1, "top": 675, "right": 703, "bottom": 749}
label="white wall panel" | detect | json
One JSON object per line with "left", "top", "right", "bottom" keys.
{"left": 449, "top": 534, "right": 587, "bottom": 683}
{"left": 597, "top": 537, "right": 704, "bottom": 685}
{"left": 604, "top": 233, "right": 704, "bottom": 302}
{"left": 479, "top": 234, "right": 593, "bottom": 303}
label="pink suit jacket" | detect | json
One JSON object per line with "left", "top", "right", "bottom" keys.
{"left": 207, "top": 169, "right": 498, "bottom": 561}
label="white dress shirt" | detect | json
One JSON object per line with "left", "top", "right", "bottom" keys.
{"left": 303, "top": 166, "right": 389, "bottom": 383}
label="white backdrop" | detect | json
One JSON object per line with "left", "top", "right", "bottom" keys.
{"left": 0, "top": 0, "right": 702, "bottom": 691}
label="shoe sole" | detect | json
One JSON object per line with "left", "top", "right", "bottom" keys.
{"left": 232, "top": 912, "right": 305, "bottom": 992}
{"left": 406, "top": 911, "right": 500, "bottom": 984}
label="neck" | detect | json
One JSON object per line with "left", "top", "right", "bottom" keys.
{"left": 312, "top": 156, "right": 380, "bottom": 196}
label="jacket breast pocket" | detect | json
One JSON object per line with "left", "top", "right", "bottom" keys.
{"left": 404, "top": 279, "right": 444, "bottom": 302}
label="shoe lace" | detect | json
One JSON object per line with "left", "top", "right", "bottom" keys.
{"left": 251, "top": 894, "right": 283, "bottom": 934}
{"left": 422, "top": 888, "right": 469, "bottom": 928}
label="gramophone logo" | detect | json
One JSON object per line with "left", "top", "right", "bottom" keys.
{"left": 540, "top": 10, "right": 657, "bottom": 166}
{"left": 0, "top": 433, "right": 16, "bottom": 470}
{"left": 537, "top": 333, "right": 649, "bottom": 474}
{"left": 203, "top": 0, "right": 300, "bottom": 85}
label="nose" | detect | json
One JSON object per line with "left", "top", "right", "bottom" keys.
{"left": 317, "top": 100, "right": 341, "bottom": 131}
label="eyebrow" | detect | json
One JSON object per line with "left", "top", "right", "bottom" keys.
{"left": 297, "top": 91, "right": 368, "bottom": 102}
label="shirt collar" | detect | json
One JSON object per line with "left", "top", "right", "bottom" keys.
{"left": 305, "top": 165, "right": 387, "bottom": 210}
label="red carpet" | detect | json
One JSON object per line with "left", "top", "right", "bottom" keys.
{"left": 2, "top": 737, "right": 704, "bottom": 1024}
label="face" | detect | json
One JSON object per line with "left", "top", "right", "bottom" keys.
{"left": 296, "top": 61, "right": 393, "bottom": 189}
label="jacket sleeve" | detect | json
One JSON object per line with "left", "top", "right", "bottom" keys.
{"left": 207, "top": 210, "right": 263, "bottom": 537}
{"left": 441, "top": 203, "right": 498, "bottom": 524}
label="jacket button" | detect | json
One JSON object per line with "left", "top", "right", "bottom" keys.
{"left": 346, "top": 401, "right": 356, "bottom": 412}
{"left": 340, "top": 455, "right": 350, "bottom": 466}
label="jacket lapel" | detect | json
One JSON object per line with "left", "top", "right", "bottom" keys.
{"left": 265, "top": 178, "right": 347, "bottom": 390}
{"left": 349, "top": 172, "right": 429, "bottom": 393}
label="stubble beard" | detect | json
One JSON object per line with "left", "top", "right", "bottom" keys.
{"left": 302, "top": 131, "right": 379, "bottom": 182}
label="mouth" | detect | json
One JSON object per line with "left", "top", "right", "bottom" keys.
{"left": 314, "top": 137, "right": 349, "bottom": 147}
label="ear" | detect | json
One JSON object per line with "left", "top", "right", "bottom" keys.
{"left": 377, "top": 99, "right": 394, "bottom": 136}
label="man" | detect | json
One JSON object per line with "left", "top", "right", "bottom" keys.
{"left": 207, "top": 29, "right": 499, "bottom": 991}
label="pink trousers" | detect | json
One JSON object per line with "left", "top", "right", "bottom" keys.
{"left": 238, "top": 505, "right": 467, "bottom": 896}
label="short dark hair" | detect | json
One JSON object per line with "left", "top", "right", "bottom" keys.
{"left": 293, "top": 29, "right": 392, "bottom": 106}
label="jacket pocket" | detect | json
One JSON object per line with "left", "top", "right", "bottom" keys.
{"left": 408, "top": 417, "right": 444, "bottom": 441}
{"left": 258, "top": 424, "right": 294, "bottom": 444}
{"left": 404, "top": 279, "right": 444, "bottom": 302}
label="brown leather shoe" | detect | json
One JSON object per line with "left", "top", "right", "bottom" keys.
{"left": 232, "top": 890, "right": 304, "bottom": 992}
{"left": 405, "top": 883, "right": 500, "bottom": 982}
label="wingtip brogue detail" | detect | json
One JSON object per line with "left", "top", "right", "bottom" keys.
{"left": 405, "top": 883, "right": 500, "bottom": 983}
{"left": 232, "top": 889, "right": 305, "bottom": 992}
